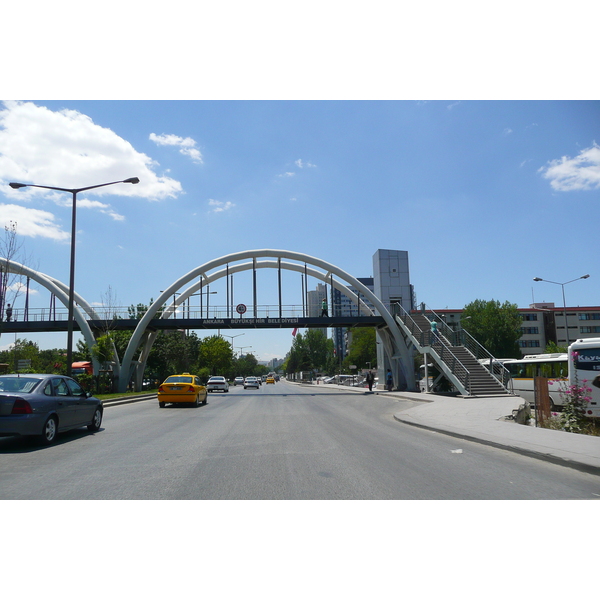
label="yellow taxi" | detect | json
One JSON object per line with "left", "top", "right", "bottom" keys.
{"left": 266, "top": 376, "right": 275, "bottom": 384}
{"left": 158, "top": 373, "right": 207, "bottom": 408}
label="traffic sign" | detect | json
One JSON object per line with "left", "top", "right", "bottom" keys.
{"left": 236, "top": 303, "right": 247, "bottom": 315}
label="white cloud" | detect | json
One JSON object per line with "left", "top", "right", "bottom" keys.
{"left": 278, "top": 172, "right": 295, "bottom": 177}
{"left": 208, "top": 199, "right": 235, "bottom": 213}
{"left": 539, "top": 143, "right": 600, "bottom": 191}
{"left": 0, "top": 204, "right": 69, "bottom": 240}
{"left": 503, "top": 128, "right": 513, "bottom": 136}
{"left": 295, "top": 159, "right": 316, "bottom": 168}
{"left": 6, "top": 281, "right": 39, "bottom": 294}
{"left": 150, "top": 132, "right": 203, "bottom": 164}
{"left": 0, "top": 101, "right": 182, "bottom": 203}
{"left": 76, "top": 198, "right": 125, "bottom": 221}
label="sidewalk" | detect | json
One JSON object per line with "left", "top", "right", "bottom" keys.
{"left": 306, "top": 381, "right": 600, "bottom": 475}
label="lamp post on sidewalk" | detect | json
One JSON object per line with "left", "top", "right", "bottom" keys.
{"left": 9, "top": 178, "right": 140, "bottom": 376}
{"left": 533, "top": 274, "right": 590, "bottom": 347}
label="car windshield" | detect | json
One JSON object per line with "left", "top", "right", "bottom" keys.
{"left": 209, "top": 377, "right": 224, "bottom": 381}
{"left": 0, "top": 376, "right": 43, "bottom": 393}
{"left": 165, "top": 376, "right": 193, "bottom": 384}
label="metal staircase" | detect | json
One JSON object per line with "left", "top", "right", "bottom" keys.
{"left": 393, "top": 304, "right": 512, "bottom": 397}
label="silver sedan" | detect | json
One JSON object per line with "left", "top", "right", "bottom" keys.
{"left": 0, "top": 374, "right": 103, "bottom": 445}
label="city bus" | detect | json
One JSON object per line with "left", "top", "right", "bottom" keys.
{"left": 503, "top": 353, "right": 568, "bottom": 410}
{"left": 568, "top": 337, "right": 600, "bottom": 418}
{"left": 504, "top": 337, "right": 600, "bottom": 417}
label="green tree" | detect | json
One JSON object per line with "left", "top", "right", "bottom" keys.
{"left": 344, "top": 327, "right": 376, "bottom": 371}
{"left": 91, "top": 334, "right": 115, "bottom": 370}
{"left": 461, "top": 299, "right": 522, "bottom": 358}
{"left": 232, "top": 352, "right": 260, "bottom": 378}
{"left": 197, "top": 334, "right": 233, "bottom": 376}
{"left": 284, "top": 330, "right": 332, "bottom": 374}
{"left": 147, "top": 330, "right": 201, "bottom": 383}
{"left": 303, "top": 329, "right": 330, "bottom": 372}
{"left": 285, "top": 333, "right": 310, "bottom": 373}
{"left": 545, "top": 341, "right": 567, "bottom": 354}
{"left": 0, "top": 338, "right": 39, "bottom": 372}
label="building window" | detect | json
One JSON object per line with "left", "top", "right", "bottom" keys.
{"left": 520, "top": 327, "right": 539, "bottom": 334}
{"left": 579, "top": 313, "right": 600, "bottom": 321}
{"left": 519, "top": 340, "right": 541, "bottom": 348}
{"left": 580, "top": 326, "right": 600, "bottom": 334}
{"left": 522, "top": 314, "right": 538, "bottom": 321}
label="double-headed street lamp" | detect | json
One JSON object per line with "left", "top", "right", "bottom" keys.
{"left": 222, "top": 333, "right": 245, "bottom": 345}
{"left": 533, "top": 274, "right": 590, "bottom": 347}
{"left": 9, "top": 177, "right": 140, "bottom": 377}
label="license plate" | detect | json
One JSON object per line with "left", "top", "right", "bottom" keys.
{"left": 171, "top": 386, "right": 182, "bottom": 390}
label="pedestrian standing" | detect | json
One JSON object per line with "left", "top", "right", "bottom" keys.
{"left": 5, "top": 304, "right": 12, "bottom": 322}
{"left": 366, "top": 370, "right": 374, "bottom": 391}
{"left": 386, "top": 368, "right": 393, "bottom": 391}
{"left": 321, "top": 298, "right": 328, "bottom": 317}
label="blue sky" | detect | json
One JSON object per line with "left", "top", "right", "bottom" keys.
{"left": 1, "top": 99, "right": 598, "bottom": 361}
{"left": 1, "top": 2, "right": 599, "bottom": 363}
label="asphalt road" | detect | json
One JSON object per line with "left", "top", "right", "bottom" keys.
{"left": 1, "top": 380, "right": 599, "bottom": 499}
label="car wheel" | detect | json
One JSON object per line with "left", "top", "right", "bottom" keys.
{"left": 159, "top": 401, "right": 166, "bottom": 408}
{"left": 87, "top": 407, "right": 103, "bottom": 432}
{"left": 40, "top": 415, "right": 58, "bottom": 445}
{"left": 193, "top": 395, "right": 199, "bottom": 408}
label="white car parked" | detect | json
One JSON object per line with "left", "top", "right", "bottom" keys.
{"left": 207, "top": 376, "right": 229, "bottom": 393}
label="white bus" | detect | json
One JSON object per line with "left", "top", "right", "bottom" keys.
{"left": 503, "top": 337, "right": 600, "bottom": 417}
{"left": 568, "top": 337, "right": 600, "bottom": 418}
{"left": 504, "top": 353, "right": 568, "bottom": 410}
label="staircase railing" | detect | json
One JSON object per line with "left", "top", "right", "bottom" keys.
{"left": 393, "top": 304, "right": 472, "bottom": 394}
{"left": 422, "top": 305, "right": 512, "bottom": 389}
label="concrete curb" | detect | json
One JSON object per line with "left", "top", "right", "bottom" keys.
{"left": 101, "top": 393, "right": 156, "bottom": 407}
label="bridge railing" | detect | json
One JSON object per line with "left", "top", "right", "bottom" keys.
{"left": 423, "top": 305, "right": 512, "bottom": 388}
{"left": 1, "top": 302, "right": 377, "bottom": 323}
{"left": 393, "top": 303, "right": 473, "bottom": 395}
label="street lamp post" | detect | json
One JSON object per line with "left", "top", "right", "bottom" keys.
{"left": 533, "top": 274, "right": 590, "bottom": 347}
{"left": 9, "top": 178, "right": 139, "bottom": 377}
{"left": 237, "top": 345, "right": 252, "bottom": 357}
{"left": 222, "top": 333, "right": 245, "bottom": 347}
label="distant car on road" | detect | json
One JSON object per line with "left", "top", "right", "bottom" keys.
{"left": 0, "top": 374, "right": 103, "bottom": 445}
{"left": 266, "top": 376, "right": 275, "bottom": 384}
{"left": 244, "top": 377, "right": 260, "bottom": 389}
{"left": 234, "top": 377, "right": 245, "bottom": 386}
{"left": 158, "top": 373, "right": 207, "bottom": 408}
{"left": 207, "top": 376, "right": 229, "bottom": 393}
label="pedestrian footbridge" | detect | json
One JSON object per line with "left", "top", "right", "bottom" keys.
{"left": 1, "top": 249, "right": 512, "bottom": 397}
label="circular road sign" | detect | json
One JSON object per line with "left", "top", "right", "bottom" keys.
{"left": 236, "top": 303, "right": 247, "bottom": 315}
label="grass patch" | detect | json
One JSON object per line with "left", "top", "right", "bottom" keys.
{"left": 96, "top": 389, "right": 157, "bottom": 400}
{"left": 540, "top": 414, "right": 600, "bottom": 436}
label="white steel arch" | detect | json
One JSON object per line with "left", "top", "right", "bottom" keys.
{"left": 120, "top": 249, "right": 415, "bottom": 392}
{"left": 0, "top": 258, "right": 102, "bottom": 374}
